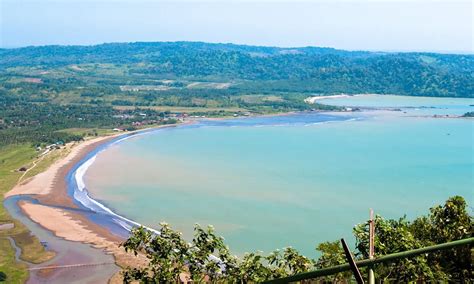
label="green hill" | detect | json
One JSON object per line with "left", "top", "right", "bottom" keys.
{"left": 1, "top": 41, "right": 473, "bottom": 97}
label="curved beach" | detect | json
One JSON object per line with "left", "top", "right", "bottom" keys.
{"left": 4, "top": 129, "right": 163, "bottom": 282}
{"left": 4, "top": 100, "right": 473, "bottom": 281}
{"left": 3, "top": 113, "right": 355, "bottom": 279}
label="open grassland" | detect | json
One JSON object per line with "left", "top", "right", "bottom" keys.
{"left": 0, "top": 237, "right": 27, "bottom": 283}
{"left": 19, "top": 146, "right": 69, "bottom": 182}
{"left": 0, "top": 145, "right": 58, "bottom": 283}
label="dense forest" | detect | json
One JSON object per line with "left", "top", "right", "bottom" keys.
{"left": 0, "top": 42, "right": 473, "bottom": 146}
{"left": 1, "top": 42, "right": 473, "bottom": 97}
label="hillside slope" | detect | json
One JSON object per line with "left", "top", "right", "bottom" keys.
{"left": 1, "top": 42, "right": 473, "bottom": 97}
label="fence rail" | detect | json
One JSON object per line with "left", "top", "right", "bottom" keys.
{"left": 263, "top": 237, "right": 474, "bottom": 284}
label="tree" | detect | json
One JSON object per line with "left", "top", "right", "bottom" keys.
{"left": 121, "top": 196, "right": 473, "bottom": 282}
{"left": 122, "top": 223, "right": 188, "bottom": 283}
{"left": 122, "top": 223, "right": 314, "bottom": 283}
{"left": 354, "top": 216, "right": 444, "bottom": 281}
{"left": 315, "top": 241, "right": 352, "bottom": 282}
{"left": 411, "top": 196, "right": 473, "bottom": 281}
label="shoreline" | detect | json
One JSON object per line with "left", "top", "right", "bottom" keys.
{"left": 304, "top": 94, "right": 368, "bottom": 104}
{"left": 3, "top": 105, "right": 469, "bottom": 281}
{"left": 4, "top": 123, "right": 184, "bottom": 281}
{"left": 6, "top": 134, "right": 119, "bottom": 201}
{"left": 3, "top": 111, "right": 352, "bottom": 279}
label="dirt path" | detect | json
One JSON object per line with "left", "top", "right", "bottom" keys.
{"left": 17, "top": 150, "right": 50, "bottom": 184}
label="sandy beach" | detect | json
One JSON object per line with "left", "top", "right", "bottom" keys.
{"left": 304, "top": 94, "right": 377, "bottom": 104}
{"left": 18, "top": 201, "right": 147, "bottom": 269}
{"left": 5, "top": 132, "right": 149, "bottom": 282}
{"left": 6, "top": 135, "right": 116, "bottom": 200}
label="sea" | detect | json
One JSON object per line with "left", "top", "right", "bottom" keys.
{"left": 81, "top": 95, "right": 474, "bottom": 257}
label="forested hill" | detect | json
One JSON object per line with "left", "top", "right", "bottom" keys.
{"left": 1, "top": 42, "right": 473, "bottom": 97}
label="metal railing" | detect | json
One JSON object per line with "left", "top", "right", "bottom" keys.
{"left": 263, "top": 237, "right": 474, "bottom": 284}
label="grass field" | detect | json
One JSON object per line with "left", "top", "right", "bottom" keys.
{"left": 0, "top": 145, "right": 57, "bottom": 283}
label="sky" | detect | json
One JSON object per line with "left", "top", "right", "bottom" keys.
{"left": 0, "top": 0, "right": 472, "bottom": 53}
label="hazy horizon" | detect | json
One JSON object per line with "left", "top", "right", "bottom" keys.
{"left": 1, "top": 0, "right": 472, "bottom": 54}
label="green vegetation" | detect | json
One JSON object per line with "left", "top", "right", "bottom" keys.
{"left": 122, "top": 196, "right": 472, "bottom": 283}
{"left": 462, "top": 111, "right": 474, "bottom": 117}
{"left": 0, "top": 237, "right": 27, "bottom": 283}
{"left": 0, "top": 145, "right": 56, "bottom": 283}
{"left": 0, "top": 94, "right": 181, "bottom": 146}
{"left": 1, "top": 42, "right": 473, "bottom": 98}
{"left": 2, "top": 41, "right": 471, "bottom": 146}
{"left": 353, "top": 196, "right": 472, "bottom": 281}
{"left": 0, "top": 42, "right": 472, "bottom": 282}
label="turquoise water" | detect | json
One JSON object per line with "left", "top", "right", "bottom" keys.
{"left": 317, "top": 94, "right": 474, "bottom": 116}
{"left": 85, "top": 96, "right": 473, "bottom": 257}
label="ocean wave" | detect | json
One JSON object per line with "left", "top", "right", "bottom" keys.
{"left": 70, "top": 132, "right": 162, "bottom": 235}
{"left": 302, "top": 117, "right": 359, "bottom": 126}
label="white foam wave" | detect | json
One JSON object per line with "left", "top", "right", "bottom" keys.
{"left": 303, "top": 117, "right": 359, "bottom": 126}
{"left": 72, "top": 133, "right": 161, "bottom": 234}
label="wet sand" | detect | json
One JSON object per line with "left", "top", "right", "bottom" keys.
{"left": 4, "top": 133, "right": 149, "bottom": 282}
{"left": 4, "top": 195, "right": 120, "bottom": 284}
{"left": 19, "top": 201, "right": 147, "bottom": 269}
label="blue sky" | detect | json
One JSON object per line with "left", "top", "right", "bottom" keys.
{"left": 1, "top": 0, "right": 472, "bottom": 53}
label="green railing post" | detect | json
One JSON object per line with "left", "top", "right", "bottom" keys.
{"left": 262, "top": 237, "right": 474, "bottom": 284}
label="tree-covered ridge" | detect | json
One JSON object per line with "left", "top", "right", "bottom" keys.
{"left": 1, "top": 41, "right": 473, "bottom": 97}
